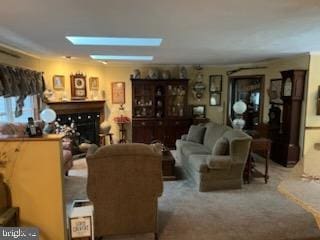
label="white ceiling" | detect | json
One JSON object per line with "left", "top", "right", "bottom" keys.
{"left": 1, "top": 0, "right": 320, "bottom": 65}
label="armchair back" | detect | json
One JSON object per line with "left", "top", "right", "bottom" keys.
{"left": 86, "top": 143, "right": 163, "bottom": 238}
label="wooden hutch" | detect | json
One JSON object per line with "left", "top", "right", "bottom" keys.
{"left": 131, "top": 78, "right": 192, "bottom": 148}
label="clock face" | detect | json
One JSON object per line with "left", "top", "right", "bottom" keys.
{"left": 283, "top": 78, "right": 292, "bottom": 97}
{"left": 75, "top": 78, "right": 85, "bottom": 89}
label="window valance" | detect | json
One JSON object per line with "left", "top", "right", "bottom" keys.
{"left": 0, "top": 64, "right": 46, "bottom": 118}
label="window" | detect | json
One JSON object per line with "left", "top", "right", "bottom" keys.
{"left": 0, "top": 95, "right": 38, "bottom": 123}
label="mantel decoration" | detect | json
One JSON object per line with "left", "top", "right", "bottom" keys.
{"left": 111, "top": 82, "right": 125, "bottom": 104}
{"left": 89, "top": 77, "right": 99, "bottom": 90}
{"left": 53, "top": 75, "right": 65, "bottom": 90}
{"left": 70, "top": 73, "right": 87, "bottom": 100}
{"left": 0, "top": 64, "right": 45, "bottom": 117}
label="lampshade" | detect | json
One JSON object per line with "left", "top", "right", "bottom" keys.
{"left": 232, "top": 100, "right": 247, "bottom": 115}
{"left": 40, "top": 107, "right": 57, "bottom": 123}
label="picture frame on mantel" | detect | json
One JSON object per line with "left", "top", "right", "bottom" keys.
{"left": 89, "top": 77, "right": 99, "bottom": 90}
{"left": 70, "top": 73, "right": 87, "bottom": 100}
{"left": 53, "top": 75, "right": 65, "bottom": 90}
{"left": 112, "top": 82, "right": 125, "bottom": 104}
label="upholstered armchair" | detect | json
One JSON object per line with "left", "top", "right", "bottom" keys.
{"left": 86, "top": 143, "right": 163, "bottom": 240}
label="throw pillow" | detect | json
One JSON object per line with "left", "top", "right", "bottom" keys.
{"left": 186, "top": 125, "right": 206, "bottom": 144}
{"left": 212, "top": 137, "right": 229, "bottom": 155}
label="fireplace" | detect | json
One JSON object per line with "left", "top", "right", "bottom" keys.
{"left": 47, "top": 100, "right": 105, "bottom": 147}
{"left": 56, "top": 112, "right": 100, "bottom": 144}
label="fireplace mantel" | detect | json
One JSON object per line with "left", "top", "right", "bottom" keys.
{"left": 46, "top": 100, "right": 105, "bottom": 121}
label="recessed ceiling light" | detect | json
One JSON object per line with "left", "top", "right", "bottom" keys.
{"left": 90, "top": 55, "right": 154, "bottom": 61}
{"left": 66, "top": 36, "right": 162, "bottom": 46}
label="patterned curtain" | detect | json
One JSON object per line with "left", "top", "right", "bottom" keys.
{"left": 0, "top": 64, "right": 46, "bottom": 117}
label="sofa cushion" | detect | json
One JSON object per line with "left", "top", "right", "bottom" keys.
{"left": 186, "top": 125, "right": 206, "bottom": 144}
{"left": 189, "top": 155, "right": 209, "bottom": 173}
{"left": 203, "top": 122, "right": 231, "bottom": 150}
{"left": 212, "top": 137, "right": 229, "bottom": 155}
{"left": 181, "top": 142, "right": 211, "bottom": 156}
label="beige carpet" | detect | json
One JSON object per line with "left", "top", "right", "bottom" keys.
{"left": 64, "top": 153, "right": 320, "bottom": 240}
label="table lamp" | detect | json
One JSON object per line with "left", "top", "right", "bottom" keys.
{"left": 40, "top": 106, "right": 57, "bottom": 133}
{"left": 232, "top": 100, "right": 247, "bottom": 130}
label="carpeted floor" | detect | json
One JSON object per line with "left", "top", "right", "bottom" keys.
{"left": 64, "top": 153, "right": 320, "bottom": 240}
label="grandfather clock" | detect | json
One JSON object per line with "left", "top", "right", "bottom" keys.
{"left": 271, "top": 70, "right": 306, "bottom": 167}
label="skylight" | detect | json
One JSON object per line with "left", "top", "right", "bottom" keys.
{"left": 66, "top": 36, "right": 162, "bottom": 46}
{"left": 90, "top": 55, "right": 154, "bottom": 61}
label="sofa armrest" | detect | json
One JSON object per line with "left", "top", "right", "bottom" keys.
{"left": 206, "top": 155, "right": 232, "bottom": 170}
{"left": 181, "top": 134, "right": 188, "bottom": 141}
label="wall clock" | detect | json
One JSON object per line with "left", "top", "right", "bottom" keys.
{"left": 71, "top": 73, "right": 87, "bottom": 100}
{"left": 282, "top": 77, "right": 292, "bottom": 97}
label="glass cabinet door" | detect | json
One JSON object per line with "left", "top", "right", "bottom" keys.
{"left": 133, "top": 84, "right": 154, "bottom": 118}
{"left": 166, "top": 84, "right": 187, "bottom": 117}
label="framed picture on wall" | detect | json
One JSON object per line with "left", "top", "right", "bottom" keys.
{"left": 70, "top": 73, "right": 87, "bottom": 100}
{"left": 112, "top": 82, "right": 125, "bottom": 104}
{"left": 89, "top": 77, "right": 99, "bottom": 90}
{"left": 269, "top": 78, "right": 283, "bottom": 104}
{"left": 53, "top": 75, "right": 65, "bottom": 90}
{"left": 209, "top": 92, "right": 221, "bottom": 106}
{"left": 192, "top": 105, "right": 206, "bottom": 118}
{"left": 209, "top": 75, "right": 222, "bottom": 92}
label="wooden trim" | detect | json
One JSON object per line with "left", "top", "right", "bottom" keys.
{"left": 0, "top": 134, "right": 63, "bottom": 142}
{"left": 305, "top": 126, "right": 320, "bottom": 130}
{"left": 46, "top": 100, "right": 105, "bottom": 123}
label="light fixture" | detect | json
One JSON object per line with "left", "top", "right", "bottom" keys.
{"left": 232, "top": 100, "right": 247, "bottom": 130}
{"left": 63, "top": 56, "right": 73, "bottom": 59}
{"left": 40, "top": 106, "right": 57, "bottom": 134}
{"left": 66, "top": 36, "right": 162, "bottom": 46}
{"left": 99, "top": 61, "right": 108, "bottom": 65}
{"left": 192, "top": 65, "right": 206, "bottom": 101}
{"left": 90, "top": 55, "right": 153, "bottom": 61}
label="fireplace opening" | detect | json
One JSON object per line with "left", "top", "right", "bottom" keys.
{"left": 56, "top": 112, "right": 100, "bottom": 154}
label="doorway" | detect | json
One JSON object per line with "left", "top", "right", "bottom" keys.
{"left": 228, "top": 75, "right": 265, "bottom": 130}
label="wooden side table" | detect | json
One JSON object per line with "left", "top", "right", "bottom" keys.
{"left": 99, "top": 133, "right": 114, "bottom": 145}
{"left": 162, "top": 150, "right": 176, "bottom": 181}
{"left": 244, "top": 138, "right": 271, "bottom": 184}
